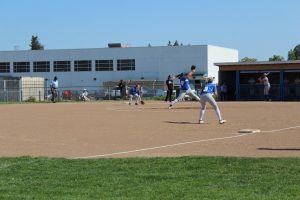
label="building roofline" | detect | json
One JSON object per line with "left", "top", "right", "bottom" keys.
{"left": 206, "top": 44, "right": 238, "bottom": 52}
{"left": 0, "top": 44, "right": 216, "bottom": 53}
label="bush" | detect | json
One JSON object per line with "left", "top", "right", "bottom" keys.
{"left": 25, "top": 96, "right": 36, "bottom": 102}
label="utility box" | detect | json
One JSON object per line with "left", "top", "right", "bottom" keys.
{"left": 20, "top": 77, "right": 45, "bottom": 101}
{"left": 0, "top": 76, "right": 45, "bottom": 102}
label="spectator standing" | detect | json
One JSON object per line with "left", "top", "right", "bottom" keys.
{"left": 258, "top": 73, "right": 271, "bottom": 101}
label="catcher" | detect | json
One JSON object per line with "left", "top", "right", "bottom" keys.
{"left": 128, "top": 84, "right": 145, "bottom": 105}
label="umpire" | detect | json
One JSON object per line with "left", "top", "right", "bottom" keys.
{"left": 165, "top": 75, "right": 174, "bottom": 102}
{"left": 118, "top": 80, "right": 126, "bottom": 100}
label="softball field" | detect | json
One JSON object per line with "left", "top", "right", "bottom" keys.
{"left": 0, "top": 101, "right": 299, "bottom": 158}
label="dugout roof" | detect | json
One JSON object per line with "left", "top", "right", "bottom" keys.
{"left": 215, "top": 61, "right": 300, "bottom": 71}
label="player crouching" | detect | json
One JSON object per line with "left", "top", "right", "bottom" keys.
{"left": 79, "top": 88, "right": 91, "bottom": 101}
{"left": 128, "top": 84, "right": 144, "bottom": 105}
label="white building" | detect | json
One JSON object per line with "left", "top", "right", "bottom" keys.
{"left": 0, "top": 45, "right": 238, "bottom": 88}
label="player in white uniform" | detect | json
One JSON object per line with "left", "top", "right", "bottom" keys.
{"left": 259, "top": 73, "right": 270, "bottom": 100}
{"left": 80, "top": 89, "right": 90, "bottom": 101}
{"left": 50, "top": 76, "right": 58, "bottom": 103}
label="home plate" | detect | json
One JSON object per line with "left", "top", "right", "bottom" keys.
{"left": 238, "top": 129, "right": 261, "bottom": 134}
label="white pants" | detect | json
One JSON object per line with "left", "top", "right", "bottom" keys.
{"left": 264, "top": 84, "right": 270, "bottom": 95}
{"left": 199, "top": 93, "right": 223, "bottom": 121}
{"left": 171, "top": 88, "right": 200, "bottom": 106}
{"left": 129, "top": 94, "right": 141, "bottom": 104}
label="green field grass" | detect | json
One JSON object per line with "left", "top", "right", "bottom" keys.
{"left": 0, "top": 157, "right": 299, "bottom": 200}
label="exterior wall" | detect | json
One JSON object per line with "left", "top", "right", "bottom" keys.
{"left": 207, "top": 45, "right": 238, "bottom": 83}
{"left": 0, "top": 45, "right": 237, "bottom": 88}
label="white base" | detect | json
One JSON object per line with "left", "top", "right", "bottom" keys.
{"left": 238, "top": 129, "right": 261, "bottom": 133}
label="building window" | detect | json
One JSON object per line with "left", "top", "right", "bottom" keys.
{"left": 0, "top": 62, "right": 10, "bottom": 73}
{"left": 117, "top": 59, "right": 135, "bottom": 71}
{"left": 74, "top": 60, "right": 92, "bottom": 72}
{"left": 95, "top": 60, "right": 113, "bottom": 71}
{"left": 13, "top": 62, "right": 30, "bottom": 73}
{"left": 33, "top": 61, "right": 50, "bottom": 72}
{"left": 54, "top": 61, "right": 71, "bottom": 72}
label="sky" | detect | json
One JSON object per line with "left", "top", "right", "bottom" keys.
{"left": 0, "top": 0, "right": 299, "bottom": 61}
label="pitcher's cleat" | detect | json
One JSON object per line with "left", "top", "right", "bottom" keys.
{"left": 219, "top": 119, "right": 227, "bottom": 124}
{"left": 199, "top": 120, "right": 205, "bottom": 124}
{"left": 168, "top": 104, "right": 172, "bottom": 109}
{"left": 135, "top": 102, "right": 138, "bottom": 105}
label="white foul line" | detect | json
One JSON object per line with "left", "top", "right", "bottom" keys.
{"left": 73, "top": 125, "right": 300, "bottom": 159}
{"left": 260, "top": 125, "right": 300, "bottom": 133}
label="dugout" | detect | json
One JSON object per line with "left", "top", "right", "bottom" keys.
{"left": 215, "top": 61, "right": 300, "bottom": 101}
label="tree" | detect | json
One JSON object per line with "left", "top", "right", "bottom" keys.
{"left": 240, "top": 57, "right": 257, "bottom": 62}
{"left": 287, "top": 44, "right": 300, "bottom": 60}
{"left": 173, "top": 40, "right": 179, "bottom": 46}
{"left": 294, "top": 44, "right": 300, "bottom": 60}
{"left": 269, "top": 55, "right": 285, "bottom": 61}
{"left": 288, "top": 49, "right": 297, "bottom": 60}
{"left": 30, "top": 35, "right": 44, "bottom": 50}
{"left": 167, "top": 41, "right": 172, "bottom": 46}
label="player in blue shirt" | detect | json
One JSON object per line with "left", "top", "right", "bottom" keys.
{"left": 169, "top": 65, "right": 200, "bottom": 109}
{"left": 129, "top": 84, "right": 142, "bottom": 105}
{"left": 199, "top": 77, "right": 226, "bottom": 124}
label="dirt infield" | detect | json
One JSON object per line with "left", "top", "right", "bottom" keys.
{"left": 0, "top": 101, "right": 299, "bottom": 158}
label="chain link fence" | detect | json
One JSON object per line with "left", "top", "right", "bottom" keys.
{"left": 3, "top": 79, "right": 298, "bottom": 102}
{"left": 0, "top": 80, "right": 174, "bottom": 102}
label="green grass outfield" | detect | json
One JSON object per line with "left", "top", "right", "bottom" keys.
{"left": 0, "top": 157, "right": 299, "bottom": 200}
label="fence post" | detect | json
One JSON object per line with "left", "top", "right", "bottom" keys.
{"left": 109, "top": 86, "right": 111, "bottom": 100}
{"left": 280, "top": 70, "right": 284, "bottom": 101}
{"left": 4, "top": 80, "right": 7, "bottom": 102}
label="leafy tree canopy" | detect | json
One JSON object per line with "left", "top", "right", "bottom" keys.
{"left": 30, "top": 35, "right": 44, "bottom": 50}
{"left": 240, "top": 57, "right": 257, "bottom": 62}
{"left": 269, "top": 55, "right": 285, "bottom": 61}
{"left": 288, "top": 49, "right": 297, "bottom": 60}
